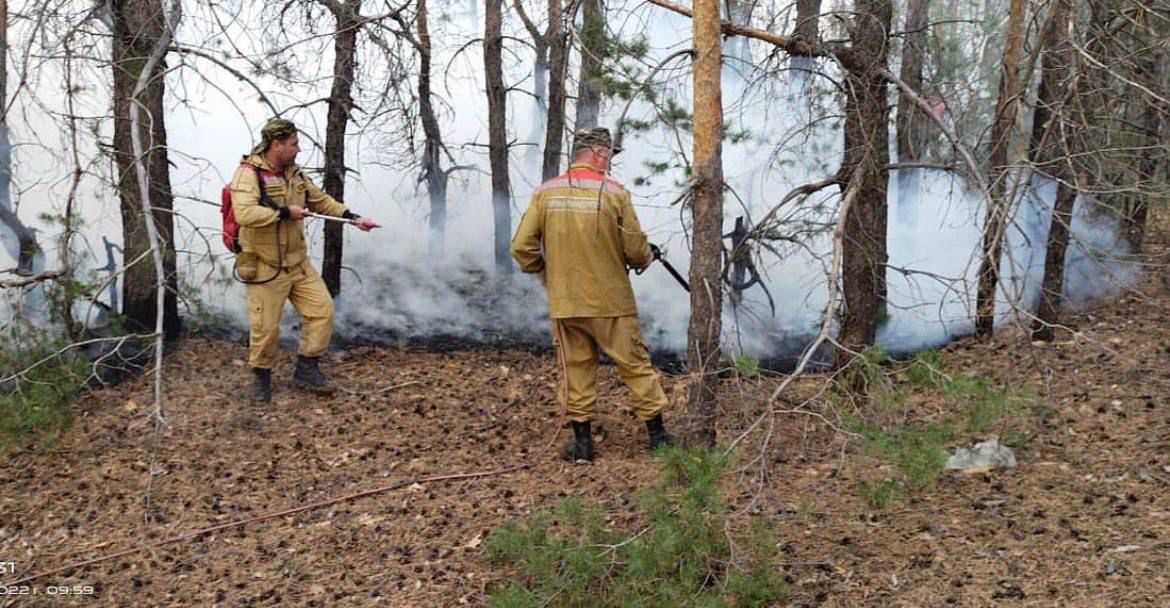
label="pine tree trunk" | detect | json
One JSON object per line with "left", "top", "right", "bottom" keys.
{"left": 684, "top": 0, "right": 724, "bottom": 448}
{"left": 485, "top": 0, "right": 512, "bottom": 272}
{"left": 1030, "top": 0, "right": 1074, "bottom": 342}
{"left": 835, "top": 0, "right": 892, "bottom": 362}
{"left": 418, "top": 0, "right": 449, "bottom": 257}
{"left": 1125, "top": 50, "right": 1165, "bottom": 253}
{"left": 895, "top": 0, "right": 930, "bottom": 162}
{"left": 321, "top": 1, "right": 359, "bottom": 298}
{"left": 575, "top": 0, "right": 603, "bottom": 129}
{"left": 542, "top": 0, "right": 568, "bottom": 180}
{"left": 112, "top": 0, "right": 181, "bottom": 340}
{"left": 974, "top": 0, "right": 1027, "bottom": 338}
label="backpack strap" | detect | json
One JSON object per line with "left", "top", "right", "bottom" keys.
{"left": 242, "top": 162, "right": 278, "bottom": 210}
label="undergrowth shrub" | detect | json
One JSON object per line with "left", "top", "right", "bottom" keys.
{"left": 839, "top": 348, "right": 1033, "bottom": 508}
{"left": 484, "top": 448, "right": 787, "bottom": 608}
{"left": 0, "top": 334, "right": 88, "bottom": 451}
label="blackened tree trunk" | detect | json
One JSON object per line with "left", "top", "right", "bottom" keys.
{"left": 895, "top": 0, "right": 930, "bottom": 162}
{"left": 112, "top": 0, "right": 181, "bottom": 340}
{"left": 542, "top": 0, "right": 568, "bottom": 180}
{"left": 575, "top": 0, "right": 604, "bottom": 129}
{"left": 418, "top": 0, "right": 450, "bottom": 256}
{"left": 974, "top": 0, "right": 1027, "bottom": 338}
{"left": 321, "top": 0, "right": 359, "bottom": 297}
{"left": 835, "top": 0, "right": 892, "bottom": 361}
{"left": 684, "top": 0, "right": 723, "bottom": 448}
{"left": 485, "top": 0, "right": 512, "bottom": 272}
{"left": 1030, "top": 0, "right": 1074, "bottom": 342}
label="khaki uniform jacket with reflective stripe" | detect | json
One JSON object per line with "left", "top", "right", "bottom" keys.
{"left": 511, "top": 163, "right": 653, "bottom": 318}
{"left": 229, "top": 154, "right": 349, "bottom": 269}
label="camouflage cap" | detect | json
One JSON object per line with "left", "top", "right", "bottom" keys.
{"left": 251, "top": 118, "right": 298, "bottom": 154}
{"left": 572, "top": 127, "right": 621, "bottom": 155}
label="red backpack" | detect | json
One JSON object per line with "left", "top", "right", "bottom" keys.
{"left": 220, "top": 164, "right": 275, "bottom": 253}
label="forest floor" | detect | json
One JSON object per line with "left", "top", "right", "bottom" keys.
{"left": 3, "top": 239, "right": 1170, "bottom": 607}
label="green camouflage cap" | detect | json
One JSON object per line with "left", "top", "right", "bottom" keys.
{"left": 572, "top": 127, "right": 621, "bottom": 155}
{"left": 251, "top": 118, "right": 298, "bottom": 154}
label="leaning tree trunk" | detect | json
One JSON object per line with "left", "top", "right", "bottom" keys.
{"left": 418, "top": 0, "right": 450, "bottom": 257}
{"left": 835, "top": 0, "right": 892, "bottom": 363}
{"left": 575, "top": 0, "right": 604, "bottom": 129}
{"left": 321, "top": 1, "right": 359, "bottom": 298}
{"left": 0, "top": 0, "right": 40, "bottom": 277}
{"left": 895, "top": 0, "right": 930, "bottom": 163}
{"left": 513, "top": 0, "right": 548, "bottom": 161}
{"left": 974, "top": 0, "right": 1027, "bottom": 338}
{"left": 683, "top": 0, "right": 723, "bottom": 448}
{"left": 484, "top": 0, "right": 512, "bottom": 272}
{"left": 542, "top": 0, "right": 568, "bottom": 180}
{"left": 112, "top": 0, "right": 181, "bottom": 340}
{"left": 1030, "top": 0, "right": 1075, "bottom": 342}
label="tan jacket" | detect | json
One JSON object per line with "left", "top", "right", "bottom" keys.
{"left": 229, "top": 154, "right": 349, "bottom": 269}
{"left": 511, "top": 163, "right": 653, "bottom": 318}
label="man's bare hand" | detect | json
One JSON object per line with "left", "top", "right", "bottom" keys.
{"left": 356, "top": 217, "right": 380, "bottom": 232}
{"left": 286, "top": 205, "right": 310, "bottom": 220}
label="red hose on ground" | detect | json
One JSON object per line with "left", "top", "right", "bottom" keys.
{"left": 2, "top": 336, "right": 573, "bottom": 588}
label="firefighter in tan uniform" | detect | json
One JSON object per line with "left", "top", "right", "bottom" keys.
{"left": 511, "top": 127, "right": 676, "bottom": 462}
{"left": 230, "top": 118, "right": 380, "bottom": 404}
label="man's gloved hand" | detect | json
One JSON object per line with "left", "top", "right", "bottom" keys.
{"left": 650, "top": 243, "right": 663, "bottom": 260}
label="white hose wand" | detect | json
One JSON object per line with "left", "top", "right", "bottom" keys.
{"left": 305, "top": 212, "right": 379, "bottom": 228}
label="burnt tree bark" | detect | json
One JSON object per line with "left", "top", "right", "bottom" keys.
{"left": 111, "top": 0, "right": 181, "bottom": 340}
{"left": 320, "top": 0, "right": 359, "bottom": 298}
{"left": 417, "top": 0, "right": 450, "bottom": 256}
{"left": 974, "top": 0, "right": 1027, "bottom": 338}
{"left": 895, "top": 0, "right": 930, "bottom": 162}
{"left": 575, "top": 0, "right": 604, "bottom": 129}
{"left": 543, "top": 0, "right": 568, "bottom": 179}
{"left": 485, "top": 0, "right": 512, "bottom": 272}
{"left": 835, "top": 0, "right": 892, "bottom": 361}
{"left": 1030, "top": 0, "right": 1075, "bottom": 342}
{"left": 683, "top": 0, "right": 723, "bottom": 448}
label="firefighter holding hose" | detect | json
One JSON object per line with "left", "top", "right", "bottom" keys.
{"left": 229, "top": 118, "right": 380, "bottom": 405}
{"left": 510, "top": 127, "right": 677, "bottom": 463}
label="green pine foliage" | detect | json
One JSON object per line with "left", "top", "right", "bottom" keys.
{"left": 484, "top": 448, "right": 788, "bottom": 608}
{"left": 0, "top": 333, "right": 88, "bottom": 451}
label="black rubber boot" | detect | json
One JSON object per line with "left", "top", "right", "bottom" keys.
{"left": 250, "top": 368, "right": 272, "bottom": 405}
{"left": 645, "top": 414, "right": 677, "bottom": 451}
{"left": 293, "top": 355, "right": 336, "bottom": 395}
{"left": 562, "top": 420, "right": 595, "bottom": 463}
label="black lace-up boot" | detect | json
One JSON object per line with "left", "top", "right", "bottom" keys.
{"left": 293, "top": 355, "right": 336, "bottom": 394}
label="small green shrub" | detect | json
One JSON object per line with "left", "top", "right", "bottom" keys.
{"left": 733, "top": 354, "right": 760, "bottom": 379}
{"left": 485, "top": 448, "right": 788, "bottom": 608}
{"left": 856, "top": 480, "right": 903, "bottom": 510}
{"left": 0, "top": 340, "right": 88, "bottom": 451}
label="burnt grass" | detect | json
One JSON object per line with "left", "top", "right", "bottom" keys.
{"left": 4, "top": 243, "right": 1170, "bottom": 606}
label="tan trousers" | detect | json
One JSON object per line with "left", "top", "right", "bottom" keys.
{"left": 246, "top": 260, "right": 334, "bottom": 369}
{"left": 553, "top": 316, "right": 668, "bottom": 422}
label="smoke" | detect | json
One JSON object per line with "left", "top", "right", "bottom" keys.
{"left": 0, "top": 0, "right": 1140, "bottom": 365}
